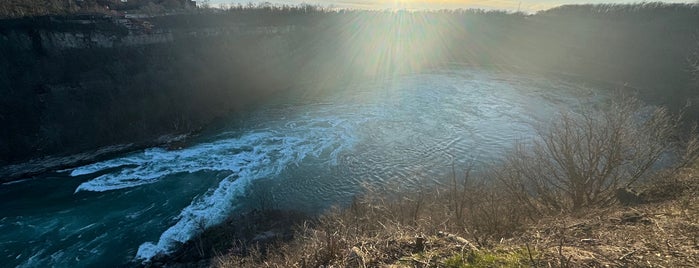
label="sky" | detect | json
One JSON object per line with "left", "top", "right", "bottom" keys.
{"left": 207, "top": 0, "right": 696, "bottom": 12}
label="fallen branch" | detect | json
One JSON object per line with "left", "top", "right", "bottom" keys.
{"left": 437, "top": 231, "right": 479, "bottom": 251}
{"left": 618, "top": 249, "right": 637, "bottom": 261}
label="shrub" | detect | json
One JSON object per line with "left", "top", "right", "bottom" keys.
{"left": 497, "top": 96, "right": 698, "bottom": 212}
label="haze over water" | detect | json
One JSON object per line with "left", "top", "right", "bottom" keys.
{"left": 0, "top": 68, "right": 612, "bottom": 267}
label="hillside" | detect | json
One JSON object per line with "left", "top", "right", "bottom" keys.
{"left": 155, "top": 149, "right": 699, "bottom": 267}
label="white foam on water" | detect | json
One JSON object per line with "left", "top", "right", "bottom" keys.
{"left": 72, "top": 132, "right": 275, "bottom": 192}
{"left": 134, "top": 116, "right": 360, "bottom": 261}
{"left": 17, "top": 249, "right": 45, "bottom": 268}
{"left": 68, "top": 104, "right": 364, "bottom": 261}
{"left": 70, "top": 157, "right": 139, "bottom": 176}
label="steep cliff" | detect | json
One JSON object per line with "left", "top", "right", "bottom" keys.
{"left": 0, "top": 14, "right": 299, "bottom": 175}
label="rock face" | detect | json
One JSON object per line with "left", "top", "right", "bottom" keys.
{"left": 0, "top": 15, "right": 299, "bottom": 174}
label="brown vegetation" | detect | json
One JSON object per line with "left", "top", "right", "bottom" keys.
{"left": 159, "top": 97, "right": 699, "bottom": 267}
{"left": 208, "top": 167, "right": 699, "bottom": 267}
{"left": 497, "top": 97, "right": 698, "bottom": 212}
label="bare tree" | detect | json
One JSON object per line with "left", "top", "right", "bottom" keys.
{"left": 498, "top": 97, "right": 697, "bottom": 212}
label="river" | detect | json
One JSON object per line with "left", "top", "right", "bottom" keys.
{"left": 0, "top": 68, "right": 609, "bottom": 267}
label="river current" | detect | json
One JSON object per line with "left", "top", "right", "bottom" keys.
{"left": 0, "top": 68, "right": 608, "bottom": 266}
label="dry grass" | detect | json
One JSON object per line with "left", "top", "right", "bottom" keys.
{"left": 209, "top": 166, "right": 699, "bottom": 268}
{"left": 511, "top": 168, "right": 699, "bottom": 267}
{"left": 212, "top": 172, "right": 534, "bottom": 268}
{"left": 207, "top": 98, "right": 699, "bottom": 268}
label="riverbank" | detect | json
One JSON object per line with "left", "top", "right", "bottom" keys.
{"left": 0, "top": 132, "right": 201, "bottom": 184}
{"left": 159, "top": 161, "right": 699, "bottom": 267}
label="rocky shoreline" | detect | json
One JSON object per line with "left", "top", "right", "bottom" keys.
{"left": 0, "top": 132, "right": 195, "bottom": 183}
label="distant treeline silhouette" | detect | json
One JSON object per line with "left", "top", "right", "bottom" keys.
{"left": 0, "top": 3, "right": 698, "bottom": 171}
{"left": 0, "top": 0, "right": 196, "bottom": 18}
